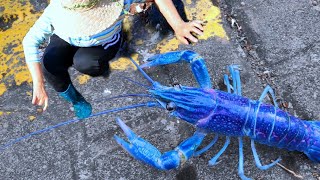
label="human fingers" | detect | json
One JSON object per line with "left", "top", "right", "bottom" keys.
{"left": 191, "top": 26, "right": 204, "bottom": 36}
{"left": 191, "top": 21, "right": 204, "bottom": 31}
{"left": 43, "top": 98, "right": 48, "bottom": 111}
{"left": 193, "top": 20, "right": 205, "bottom": 25}
{"left": 186, "top": 33, "right": 198, "bottom": 43}
{"left": 32, "top": 94, "right": 37, "bottom": 105}
{"left": 38, "top": 98, "right": 44, "bottom": 106}
{"left": 32, "top": 85, "right": 42, "bottom": 105}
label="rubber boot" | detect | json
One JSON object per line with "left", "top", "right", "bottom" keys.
{"left": 59, "top": 84, "right": 92, "bottom": 119}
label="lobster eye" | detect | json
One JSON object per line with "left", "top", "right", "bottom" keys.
{"left": 166, "top": 102, "right": 176, "bottom": 112}
{"left": 173, "top": 83, "right": 182, "bottom": 90}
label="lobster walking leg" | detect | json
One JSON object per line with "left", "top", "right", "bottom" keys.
{"left": 197, "top": 65, "right": 240, "bottom": 164}
{"left": 224, "top": 65, "right": 281, "bottom": 179}
{"left": 225, "top": 65, "right": 242, "bottom": 95}
{"left": 140, "top": 50, "right": 212, "bottom": 89}
{"left": 238, "top": 138, "right": 251, "bottom": 180}
{"left": 249, "top": 85, "right": 281, "bottom": 170}
{"left": 258, "top": 85, "right": 278, "bottom": 108}
{"left": 251, "top": 140, "right": 281, "bottom": 170}
{"left": 114, "top": 118, "right": 207, "bottom": 170}
{"left": 226, "top": 67, "right": 252, "bottom": 178}
{"left": 192, "top": 67, "right": 241, "bottom": 160}
{"left": 208, "top": 136, "right": 231, "bottom": 165}
{"left": 194, "top": 134, "right": 219, "bottom": 156}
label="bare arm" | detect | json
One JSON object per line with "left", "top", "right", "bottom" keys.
{"left": 23, "top": 5, "right": 53, "bottom": 111}
{"left": 154, "top": 0, "right": 204, "bottom": 44}
{"left": 26, "top": 62, "right": 48, "bottom": 111}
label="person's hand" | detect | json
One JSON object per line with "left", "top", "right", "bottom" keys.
{"left": 173, "top": 20, "right": 204, "bottom": 45}
{"left": 32, "top": 82, "right": 48, "bottom": 111}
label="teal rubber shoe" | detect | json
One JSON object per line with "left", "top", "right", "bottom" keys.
{"left": 59, "top": 84, "right": 92, "bottom": 119}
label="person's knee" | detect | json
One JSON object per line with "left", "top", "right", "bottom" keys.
{"left": 42, "top": 43, "right": 74, "bottom": 73}
{"left": 73, "top": 56, "right": 109, "bottom": 77}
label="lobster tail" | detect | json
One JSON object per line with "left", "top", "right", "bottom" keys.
{"left": 304, "top": 121, "right": 320, "bottom": 163}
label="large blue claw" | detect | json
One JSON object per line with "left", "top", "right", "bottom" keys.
{"left": 115, "top": 117, "right": 136, "bottom": 141}
{"left": 115, "top": 118, "right": 210, "bottom": 170}
{"left": 140, "top": 50, "right": 212, "bottom": 89}
{"left": 114, "top": 118, "right": 163, "bottom": 169}
{"left": 140, "top": 51, "right": 196, "bottom": 68}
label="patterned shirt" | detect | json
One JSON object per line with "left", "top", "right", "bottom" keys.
{"left": 22, "top": 0, "right": 133, "bottom": 63}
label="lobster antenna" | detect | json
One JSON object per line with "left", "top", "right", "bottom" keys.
{"left": 0, "top": 102, "right": 158, "bottom": 152}
{"left": 129, "top": 57, "right": 155, "bottom": 85}
{"left": 95, "top": 93, "right": 153, "bottom": 103}
{"left": 118, "top": 74, "right": 151, "bottom": 89}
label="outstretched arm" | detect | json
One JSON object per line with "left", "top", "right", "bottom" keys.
{"left": 154, "top": 0, "right": 204, "bottom": 44}
{"left": 23, "top": 4, "right": 53, "bottom": 111}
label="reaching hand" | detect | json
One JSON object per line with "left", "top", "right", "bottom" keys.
{"left": 32, "top": 83, "right": 49, "bottom": 111}
{"left": 174, "top": 20, "right": 204, "bottom": 45}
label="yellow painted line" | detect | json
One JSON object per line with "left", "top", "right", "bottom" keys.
{"left": 0, "top": 83, "right": 6, "bottom": 96}
{"left": 28, "top": 115, "right": 36, "bottom": 121}
{"left": 154, "top": 38, "right": 181, "bottom": 54}
{"left": 0, "top": 111, "right": 12, "bottom": 116}
{"left": 0, "top": 0, "right": 47, "bottom": 96}
{"left": 76, "top": 75, "right": 91, "bottom": 85}
{"left": 186, "top": 0, "right": 192, "bottom": 4}
{"left": 110, "top": 53, "right": 140, "bottom": 70}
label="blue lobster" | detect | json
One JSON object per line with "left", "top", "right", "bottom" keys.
{"left": 114, "top": 50, "right": 320, "bottom": 180}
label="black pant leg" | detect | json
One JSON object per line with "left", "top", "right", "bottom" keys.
{"left": 73, "top": 38, "right": 121, "bottom": 77}
{"left": 41, "top": 34, "right": 78, "bottom": 92}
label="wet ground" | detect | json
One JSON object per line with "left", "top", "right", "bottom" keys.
{"left": 0, "top": 0, "right": 319, "bottom": 180}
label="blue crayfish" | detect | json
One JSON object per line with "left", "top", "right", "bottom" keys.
{"left": 113, "top": 50, "right": 320, "bottom": 180}
{"left": 1, "top": 51, "right": 319, "bottom": 180}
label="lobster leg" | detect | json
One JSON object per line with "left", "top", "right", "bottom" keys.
{"left": 226, "top": 67, "right": 252, "bottom": 179}
{"left": 238, "top": 137, "right": 251, "bottom": 180}
{"left": 224, "top": 65, "right": 242, "bottom": 95}
{"left": 114, "top": 118, "right": 206, "bottom": 170}
{"left": 226, "top": 67, "right": 281, "bottom": 176}
{"left": 194, "top": 134, "right": 219, "bottom": 156}
{"left": 259, "top": 85, "right": 278, "bottom": 108}
{"left": 249, "top": 85, "right": 281, "bottom": 169}
{"left": 251, "top": 140, "right": 281, "bottom": 170}
{"left": 140, "top": 50, "right": 212, "bottom": 89}
{"left": 208, "top": 136, "right": 231, "bottom": 165}
{"left": 229, "top": 65, "right": 242, "bottom": 95}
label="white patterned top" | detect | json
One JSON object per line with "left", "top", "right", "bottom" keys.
{"left": 22, "top": 0, "right": 134, "bottom": 63}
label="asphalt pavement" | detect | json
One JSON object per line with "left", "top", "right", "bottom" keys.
{"left": 0, "top": 0, "right": 319, "bottom": 180}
